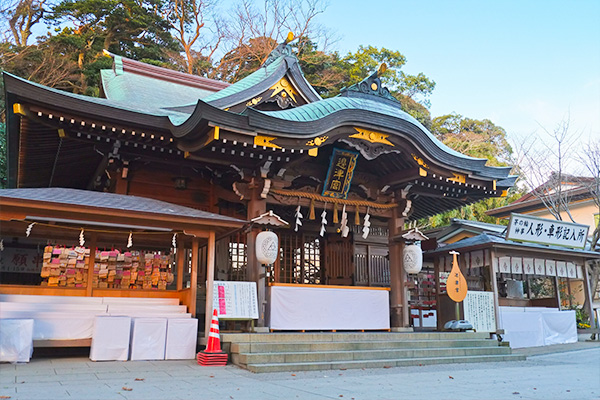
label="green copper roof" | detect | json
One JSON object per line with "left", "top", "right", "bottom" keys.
{"left": 101, "top": 69, "right": 215, "bottom": 110}
{"left": 254, "top": 96, "right": 477, "bottom": 160}
{"left": 201, "top": 56, "right": 286, "bottom": 104}
{"left": 7, "top": 72, "right": 192, "bottom": 123}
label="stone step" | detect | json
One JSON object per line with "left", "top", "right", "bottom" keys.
{"left": 246, "top": 354, "right": 527, "bottom": 373}
{"left": 231, "top": 339, "right": 499, "bottom": 353}
{"left": 234, "top": 346, "right": 512, "bottom": 365}
{"left": 221, "top": 331, "right": 491, "bottom": 344}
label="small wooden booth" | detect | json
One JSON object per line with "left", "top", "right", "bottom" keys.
{"left": 426, "top": 225, "right": 597, "bottom": 347}
{"left": 0, "top": 188, "right": 246, "bottom": 339}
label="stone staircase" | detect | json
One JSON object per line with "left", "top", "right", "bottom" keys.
{"left": 220, "top": 332, "right": 525, "bottom": 373}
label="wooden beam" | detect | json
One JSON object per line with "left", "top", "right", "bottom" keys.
{"left": 176, "top": 239, "right": 184, "bottom": 291}
{"left": 204, "top": 232, "right": 215, "bottom": 339}
{"left": 190, "top": 237, "right": 199, "bottom": 317}
{"left": 86, "top": 232, "right": 97, "bottom": 297}
{"left": 489, "top": 248, "right": 501, "bottom": 333}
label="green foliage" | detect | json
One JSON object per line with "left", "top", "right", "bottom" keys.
{"left": 48, "top": 0, "right": 179, "bottom": 60}
{"left": 431, "top": 113, "right": 513, "bottom": 166}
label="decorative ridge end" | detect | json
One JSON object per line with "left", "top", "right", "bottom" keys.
{"left": 340, "top": 63, "right": 398, "bottom": 103}
{"left": 262, "top": 32, "right": 296, "bottom": 68}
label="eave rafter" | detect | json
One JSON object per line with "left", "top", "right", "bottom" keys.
{"left": 15, "top": 102, "right": 182, "bottom": 155}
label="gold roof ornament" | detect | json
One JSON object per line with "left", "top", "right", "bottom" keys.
{"left": 285, "top": 32, "right": 294, "bottom": 44}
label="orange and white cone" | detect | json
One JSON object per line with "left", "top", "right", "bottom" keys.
{"left": 205, "top": 309, "right": 222, "bottom": 353}
{"left": 197, "top": 309, "right": 228, "bottom": 366}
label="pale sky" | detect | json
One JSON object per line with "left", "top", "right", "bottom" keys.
{"left": 315, "top": 0, "right": 600, "bottom": 167}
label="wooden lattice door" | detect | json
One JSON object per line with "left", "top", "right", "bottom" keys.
{"left": 323, "top": 234, "right": 354, "bottom": 285}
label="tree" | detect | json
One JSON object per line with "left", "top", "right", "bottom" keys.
{"left": 431, "top": 113, "right": 513, "bottom": 167}
{"left": 47, "top": 0, "right": 179, "bottom": 60}
{"left": 212, "top": 0, "right": 330, "bottom": 82}
{"left": 163, "top": 0, "right": 223, "bottom": 75}
{"left": 339, "top": 45, "right": 435, "bottom": 105}
{"left": 515, "top": 118, "right": 582, "bottom": 222}
{"left": 420, "top": 114, "right": 518, "bottom": 228}
{"left": 2, "top": 0, "right": 48, "bottom": 46}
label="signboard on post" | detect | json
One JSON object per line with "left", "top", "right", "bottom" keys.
{"left": 463, "top": 291, "right": 496, "bottom": 333}
{"left": 506, "top": 213, "right": 589, "bottom": 249}
{"left": 212, "top": 281, "right": 259, "bottom": 320}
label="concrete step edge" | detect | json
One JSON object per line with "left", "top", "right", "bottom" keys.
{"left": 245, "top": 354, "right": 527, "bottom": 373}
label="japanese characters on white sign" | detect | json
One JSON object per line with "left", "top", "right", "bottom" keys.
{"left": 463, "top": 291, "right": 496, "bottom": 333}
{"left": 212, "top": 281, "right": 259, "bottom": 320}
{"left": 506, "top": 213, "right": 589, "bottom": 249}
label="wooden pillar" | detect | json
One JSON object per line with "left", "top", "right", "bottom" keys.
{"left": 188, "top": 237, "right": 199, "bottom": 318}
{"left": 489, "top": 248, "right": 501, "bottom": 333}
{"left": 434, "top": 256, "right": 442, "bottom": 331}
{"left": 388, "top": 205, "right": 407, "bottom": 328}
{"left": 204, "top": 233, "right": 215, "bottom": 339}
{"left": 554, "top": 275, "right": 562, "bottom": 310}
{"left": 246, "top": 179, "right": 267, "bottom": 327}
{"left": 176, "top": 239, "right": 185, "bottom": 291}
{"left": 582, "top": 260, "right": 596, "bottom": 328}
{"left": 86, "top": 233, "right": 97, "bottom": 297}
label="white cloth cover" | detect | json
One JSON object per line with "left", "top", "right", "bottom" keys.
{"left": 0, "top": 295, "right": 102, "bottom": 304}
{"left": 542, "top": 310, "right": 577, "bottom": 345}
{"left": 500, "top": 311, "right": 545, "bottom": 348}
{"left": 269, "top": 286, "right": 389, "bottom": 330}
{"left": 107, "top": 305, "right": 186, "bottom": 314}
{"left": 165, "top": 318, "right": 198, "bottom": 360}
{"left": 102, "top": 297, "right": 179, "bottom": 305}
{"left": 90, "top": 316, "right": 131, "bottom": 361}
{"left": 129, "top": 318, "right": 167, "bottom": 361}
{"left": 499, "top": 307, "right": 577, "bottom": 348}
{"left": 0, "top": 319, "right": 34, "bottom": 362}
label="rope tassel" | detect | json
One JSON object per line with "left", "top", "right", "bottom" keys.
{"left": 333, "top": 203, "right": 339, "bottom": 224}
{"left": 309, "top": 199, "right": 316, "bottom": 220}
{"left": 355, "top": 208, "right": 360, "bottom": 225}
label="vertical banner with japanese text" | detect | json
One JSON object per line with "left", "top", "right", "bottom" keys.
{"left": 322, "top": 148, "right": 359, "bottom": 199}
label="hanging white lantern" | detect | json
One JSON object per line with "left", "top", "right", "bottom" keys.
{"left": 255, "top": 230, "right": 278, "bottom": 265}
{"left": 403, "top": 242, "right": 423, "bottom": 274}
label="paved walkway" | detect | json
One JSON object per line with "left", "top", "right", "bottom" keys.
{"left": 1, "top": 342, "right": 599, "bottom": 400}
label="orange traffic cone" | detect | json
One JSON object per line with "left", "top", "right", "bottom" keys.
{"left": 197, "top": 309, "right": 228, "bottom": 366}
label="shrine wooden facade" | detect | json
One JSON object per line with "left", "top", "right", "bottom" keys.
{"left": 2, "top": 39, "right": 516, "bottom": 330}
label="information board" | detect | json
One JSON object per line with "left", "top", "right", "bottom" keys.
{"left": 212, "top": 281, "right": 259, "bottom": 320}
{"left": 463, "top": 291, "right": 496, "bottom": 333}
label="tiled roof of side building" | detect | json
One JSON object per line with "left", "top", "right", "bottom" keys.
{"left": 0, "top": 188, "right": 246, "bottom": 224}
{"left": 427, "top": 232, "right": 600, "bottom": 257}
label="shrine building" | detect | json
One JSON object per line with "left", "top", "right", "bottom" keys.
{"left": 1, "top": 38, "right": 517, "bottom": 336}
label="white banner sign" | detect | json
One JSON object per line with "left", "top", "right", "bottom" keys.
{"left": 506, "top": 213, "right": 589, "bottom": 249}
{"left": 212, "top": 281, "right": 259, "bottom": 320}
{"left": 463, "top": 291, "right": 496, "bottom": 333}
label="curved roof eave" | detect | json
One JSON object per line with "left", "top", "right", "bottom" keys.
{"left": 3, "top": 72, "right": 180, "bottom": 132}
{"left": 200, "top": 55, "right": 321, "bottom": 110}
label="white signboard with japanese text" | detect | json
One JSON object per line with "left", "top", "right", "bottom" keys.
{"left": 463, "top": 291, "right": 496, "bottom": 333}
{"left": 212, "top": 281, "right": 259, "bottom": 320}
{"left": 506, "top": 213, "right": 589, "bottom": 249}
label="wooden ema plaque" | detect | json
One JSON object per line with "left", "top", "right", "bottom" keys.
{"left": 446, "top": 251, "right": 467, "bottom": 303}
